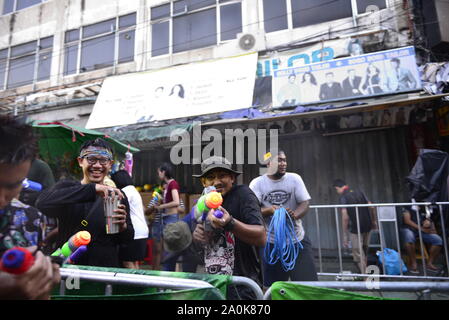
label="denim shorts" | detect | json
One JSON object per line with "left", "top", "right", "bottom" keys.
{"left": 151, "top": 213, "right": 179, "bottom": 241}
{"left": 401, "top": 228, "right": 443, "bottom": 246}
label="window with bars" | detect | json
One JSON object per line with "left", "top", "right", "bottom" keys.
{"left": 0, "top": 36, "right": 53, "bottom": 90}
{"left": 262, "top": 0, "right": 387, "bottom": 33}
{"left": 150, "top": 0, "right": 242, "bottom": 57}
{"left": 2, "top": 0, "right": 42, "bottom": 15}
{"left": 63, "top": 12, "right": 136, "bottom": 75}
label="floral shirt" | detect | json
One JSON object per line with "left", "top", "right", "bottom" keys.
{"left": 0, "top": 199, "right": 45, "bottom": 255}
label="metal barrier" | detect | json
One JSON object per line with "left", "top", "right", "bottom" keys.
{"left": 59, "top": 268, "right": 221, "bottom": 297}
{"left": 58, "top": 268, "right": 264, "bottom": 299}
{"left": 263, "top": 281, "right": 449, "bottom": 300}
{"left": 309, "top": 202, "right": 449, "bottom": 280}
{"left": 231, "top": 276, "right": 264, "bottom": 300}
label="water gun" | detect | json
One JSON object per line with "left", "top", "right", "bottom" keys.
{"left": 51, "top": 231, "right": 91, "bottom": 262}
{"left": 194, "top": 186, "right": 224, "bottom": 223}
{"left": 124, "top": 146, "right": 133, "bottom": 177}
{"left": 0, "top": 247, "right": 35, "bottom": 274}
{"left": 152, "top": 186, "right": 162, "bottom": 202}
{"left": 65, "top": 245, "right": 88, "bottom": 264}
{"left": 149, "top": 186, "right": 163, "bottom": 205}
{"left": 22, "top": 178, "right": 42, "bottom": 191}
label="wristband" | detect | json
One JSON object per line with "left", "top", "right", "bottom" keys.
{"left": 224, "top": 216, "right": 235, "bottom": 231}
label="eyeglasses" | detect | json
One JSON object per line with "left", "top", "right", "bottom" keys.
{"left": 84, "top": 156, "right": 110, "bottom": 165}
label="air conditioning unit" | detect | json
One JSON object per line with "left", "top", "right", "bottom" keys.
{"left": 236, "top": 32, "right": 266, "bottom": 52}
{"left": 214, "top": 31, "right": 266, "bottom": 57}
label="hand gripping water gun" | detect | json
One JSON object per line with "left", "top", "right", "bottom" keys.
{"left": 194, "top": 186, "right": 224, "bottom": 223}
{"left": 0, "top": 247, "right": 35, "bottom": 274}
{"left": 51, "top": 231, "right": 91, "bottom": 264}
{"left": 22, "top": 178, "right": 42, "bottom": 191}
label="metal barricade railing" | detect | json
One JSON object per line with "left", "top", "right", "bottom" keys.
{"left": 309, "top": 202, "right": 449, "bottom": 280}
{"left": 231, "top": 276, "right": 264, "bottom": 300}
{"left": 58, "top": 268, "right": 222, "bottom": 297}
{"left": 263, "top": 281, "right": 449, "bottom": 300}
{"left": 58, "top": 268, "right": 264, "bottom": 300}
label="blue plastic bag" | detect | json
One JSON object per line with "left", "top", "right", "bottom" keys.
{"left": 376, "top": 248, "right": 408, "bottom": 275}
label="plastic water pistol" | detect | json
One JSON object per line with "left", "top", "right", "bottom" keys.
{"left": 51, "top": 231, "right": 91, "bottom": 264}
{"left": 22, "top": 178, "right": 42, "bottom": 191}
{"left": 194, "top": 186, "right": 224, "bottom": 223}
{"left": 0, "top": 247, "right": 35, "bottom": 274}
{"left": 152, "top": 187, "right": 162, "bottom": 202}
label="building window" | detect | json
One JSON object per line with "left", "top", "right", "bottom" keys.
{"left": 263, "top": 0, "right": 288, "bottom": 33}
{"left": 291, "top": 0, "right": 352, "bottom": 28}
{"left": 150, "top": 0, "right": 242, "bottom": 57}
{"left": 2, "top": 0, "right": 42, "bottom": 15}
{"left": 0, "top": 36, "right": 53, "bottom": 90}
{"left": 64, "top": 13, "right": 136, "bottom": 75}
{"left": 263, "top": 0, "right": 387, "bottom": 33}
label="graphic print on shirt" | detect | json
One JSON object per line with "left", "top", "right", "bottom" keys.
{"left": 204, "top": 231, "right": 235, "bottom": 275}
{"left": 263, "top": 190, "right": 291, "bottom": 206}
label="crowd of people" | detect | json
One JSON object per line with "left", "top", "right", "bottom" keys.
{"left": 1, "top": 114, "right": 447, "bottom": 300}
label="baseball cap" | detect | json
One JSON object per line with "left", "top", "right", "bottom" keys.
{"left": 192, "top": 156, "right": 242, "bottom": 178}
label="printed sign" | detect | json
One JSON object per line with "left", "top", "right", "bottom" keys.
{"left": 257, "top": 38, "right": 358, "bottom": 77}
{"left": 86, "top": 53, "right": 258, "bottom": 129}
{"left": 272, "top": 46, "right": 422, "bottom": 107}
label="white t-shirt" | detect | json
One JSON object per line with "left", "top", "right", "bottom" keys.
{"left": 122, "top": 185, "right": 149, "bottom": 239}
{"left": 249, "top": 172, "right": 311, "bottom": 242}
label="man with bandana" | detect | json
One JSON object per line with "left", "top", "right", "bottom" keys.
{"left": 36, "top": 139, "right": 134, "bottom": 267}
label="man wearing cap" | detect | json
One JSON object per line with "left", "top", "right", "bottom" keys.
{"left": 192, "top": 156, "right": 266, "bottom": 300}
{"left": 36, "top": 138, "right": 134, "bottom": 267}
{"left": 249, "top": 150, "right": 317, "bottom": 288}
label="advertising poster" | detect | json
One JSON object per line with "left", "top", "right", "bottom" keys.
{"left": 272, "top": 46, "right": 422, "bottom": 108}
{"left": 86, "top": 53, "right": 258, "bottom": 129}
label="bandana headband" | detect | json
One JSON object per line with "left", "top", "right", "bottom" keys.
{"left": 80, "top": 148, "right": 113, "bottom": 160}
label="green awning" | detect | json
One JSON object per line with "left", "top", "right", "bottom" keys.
{"left": 32, "top": 120, "right": 140, "bottom": 161}
{"left": 108, "top": 123, "right": 194, "bottom": 143}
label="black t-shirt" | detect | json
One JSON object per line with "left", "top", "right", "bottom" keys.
{"left": 339, "top": 189, "right": 372, "bottom": 234}
{"left": 222, "top": 184, "right": 265, "bottom": 288}
{"left": 36, "top": 179, "right": 134, "bottom": 267}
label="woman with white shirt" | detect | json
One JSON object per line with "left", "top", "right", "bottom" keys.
{"left": 111, "top": 170, "right": 149, "bottom": 269}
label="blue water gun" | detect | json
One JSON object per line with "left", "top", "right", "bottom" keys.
{"left": 22, "top": 179, "right": 42, "bottom": 191}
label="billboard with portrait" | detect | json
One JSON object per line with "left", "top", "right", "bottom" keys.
{"left": 86, "top": 53, "right": 258, "bottom": 129}
{"left": 272, "top": 46, "right": 422, "bottom": 108}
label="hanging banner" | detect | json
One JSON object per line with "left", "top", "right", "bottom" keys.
{"left": 272, "top": 46, "right": 422, "bottom": 108}
{"left": 86, "top": 53, "right": 258, "bottom": 129}
{"left": 257, "top": 38, "right": 359, "bottom": 78}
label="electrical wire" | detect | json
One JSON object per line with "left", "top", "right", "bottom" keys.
{"left": 264, "top": 206, "right": 303, "bottom": 272}
{"left": 0, "top": 1, "right": 424, "bottom": 99}
{"left": 1, "top": 0, "right": 406, "bottom": 88}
